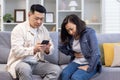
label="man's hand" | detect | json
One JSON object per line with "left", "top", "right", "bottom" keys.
{"left": 44, "top": 43, "right": 51, "bottom": 54}
{"left": 34, "top": 43, "right": 45, "bottom": 54}
{"left": 34, "top": 42, "right": 51, "bottom": 54}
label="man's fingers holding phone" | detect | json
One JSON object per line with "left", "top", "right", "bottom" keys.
{"left": 41, "top": 40, "right": 49, "bottom": 45}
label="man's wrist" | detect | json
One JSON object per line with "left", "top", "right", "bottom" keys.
{"left": 34, "top": 49, "right": 37, "bottom": 54}
{"left": 44, "top": 50, "right": 50, "bottom": 54}
{"left": 34, "top": 48, "right": 39, "bottom": 54}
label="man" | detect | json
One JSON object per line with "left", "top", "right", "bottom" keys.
{"left": 6, "top": 4, "right": 61, "bottom": 80}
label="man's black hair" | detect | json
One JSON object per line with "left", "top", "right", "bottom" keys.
{"left": 30, "top": 4, "right": 46, "bottom": 13}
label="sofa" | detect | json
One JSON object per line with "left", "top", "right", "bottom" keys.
{"left": 0, "top": 31, "right": 120, "bottom": 80}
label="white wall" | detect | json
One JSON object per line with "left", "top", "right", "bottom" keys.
{"left": 103, "top": 0, "right": 120, "bottom": 33}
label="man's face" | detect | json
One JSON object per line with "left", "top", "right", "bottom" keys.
{"left": 29, "top": 11, "right": 44, "bottom": 28}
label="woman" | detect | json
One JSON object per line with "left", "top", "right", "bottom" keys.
{"left": 59, "top": 14, "right": 102, "bottom": 80}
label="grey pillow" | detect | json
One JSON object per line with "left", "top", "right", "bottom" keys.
{"left": 58, "top": 51, "right": 71, "bottom": 65}
{"left": 0, "top": 32, "right": 11, "bottom": 64}
{"left": 44, "top": 32, "right": 59, "bottom": 64}
{"left": 111, "top": 45, "right": 120, "bottom": 67}
{"left": 0, "top": 46, "right": 10, "bottom": 64}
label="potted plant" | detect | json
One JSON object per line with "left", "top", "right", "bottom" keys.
{"left": 3, "top": 13, "right": 14, "bottom": 23}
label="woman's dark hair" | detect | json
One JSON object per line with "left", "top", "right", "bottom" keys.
{"left": 30, "top": 4, "right": 46, "bottom": 14}
{"left": 61, "top": 14, "right": 86, "bottom": 43}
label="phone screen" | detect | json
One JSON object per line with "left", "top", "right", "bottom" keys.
{"left": 41, "top": 40, "right": 49, "bottom": 45}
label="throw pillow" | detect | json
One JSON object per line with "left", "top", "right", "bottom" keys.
{"left": 111, "top": 45, "right": 120, "bottom": 67}
{"left": 103, "top": 43, "right": 120, "bottom": 66}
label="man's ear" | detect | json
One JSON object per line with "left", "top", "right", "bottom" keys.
{"left": 28, "top": 12, "right": 32, "bottom": 17}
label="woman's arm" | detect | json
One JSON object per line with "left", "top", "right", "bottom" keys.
{"left": 59, "top": 43, "right": 74, "bottom": 56}
{"left": 86, "top": 29, "right": 101, "bottom": 72}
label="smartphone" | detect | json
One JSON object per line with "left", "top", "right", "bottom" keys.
{"left": 41, "top": 40, "right": 49, "bottom": 45}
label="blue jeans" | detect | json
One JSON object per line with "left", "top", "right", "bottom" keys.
{"left": 61, "top": 62, "right": 97, "bottom": 80}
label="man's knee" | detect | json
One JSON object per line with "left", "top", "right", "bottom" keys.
{"left": 50, "top": 65, "right": 61, "bottom": 76}
{"left": 15, "top": 62, "right": 32, "bottom": 75}
{"left": 45, "top": 64, "right": 61, "bottom": 80}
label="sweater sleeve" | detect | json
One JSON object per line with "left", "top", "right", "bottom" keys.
{"left": 86, "top": 29, "right": 101, "bottom": 72}
{"left": 59, "top": 43, "right": 74, "bottom": 57}
{"left": 11, "top": 24, "right": 34, "bottom": 58}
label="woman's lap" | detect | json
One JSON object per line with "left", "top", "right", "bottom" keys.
{"left": 61, "top": 62, "right": 97, "bottom": 80}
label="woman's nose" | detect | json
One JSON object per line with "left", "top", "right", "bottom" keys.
{"left": 69, "top": 31, "right": 73, "bottom": 35}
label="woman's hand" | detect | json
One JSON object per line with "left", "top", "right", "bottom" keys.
{"left": 74, "top": 52, "right": 83, "bottom": 58}
{"left": 78, "top": 65, "right": 89, "bottom": 71}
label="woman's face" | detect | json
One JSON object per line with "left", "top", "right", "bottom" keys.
{"left": 65, "top": 22, "right": 76, "bottom": 36}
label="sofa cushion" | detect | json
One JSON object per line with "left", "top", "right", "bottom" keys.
{"left": 58, "top": 32, "right": 71, "bottom": 65}
{"left": 103, "top": 43, "right": 120, "bottom": 66}
{"left": 91, "top": 66, "right": 120, "bottom": 80}
{"left": 0, "top": 64, "right": 13, "bottom": 80}
{"left": 44, "top": 32, "right": 59, "bottom": 64}
{"left": 0, "top": 31, "right": 11, "bottom": 64}
{"left": 0, "top": 71, "right": 13, "bottom": 80}
{"left": 0, "top": 64, "right": 7, "bottom": 71}
{"left": 58, "top": 51, "right": 71, "bottom": 65}
{"left": 96, "top": 33, "right": 120, "bottom": 65}
{"left": 111, "top": 45, "right": 120, "bottom": 67}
